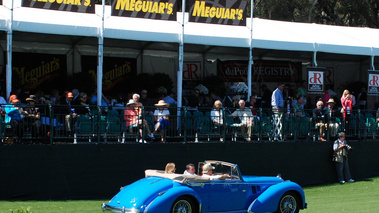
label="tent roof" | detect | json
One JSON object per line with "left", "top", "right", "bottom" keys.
{"left": 1, "top": 1, "right": 379, "bottom": 57}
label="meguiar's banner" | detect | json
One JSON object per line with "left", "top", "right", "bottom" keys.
{"left": 22, "top": 0, "right": 95, "bottom": 13}
{"left": 218, "top": 60, "right": 301, "bottom": 82}
{"left": 81, "top": 56, "right": 137, "bottom": 92}
{"left": 188, "top": 0, "right": 247, "bottom": 26}
{"left": 111, "top": 0, "right": 177, "bottom": 21}
{"left": 12, "top": 52, "right": 67, "bottom": 91}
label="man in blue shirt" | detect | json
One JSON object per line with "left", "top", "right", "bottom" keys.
{"left": 271, "top": 83, "right": 285, "bottom": 141}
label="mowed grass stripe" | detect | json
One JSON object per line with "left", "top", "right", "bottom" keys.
{"left": 0, "top": 176, "right": 378, "bottom": 212}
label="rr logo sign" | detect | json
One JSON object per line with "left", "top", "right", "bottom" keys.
{"left": 308, "top": 70, "right": 324, "bottom": 93}
{"left": 369, "top": 74, "right": 379, "bottom": 86}
{"left": 183, "top": 62, "right": 201, "bottom": 80}
{"left": 308, "top": 71, "right": 323, "bottom": 84}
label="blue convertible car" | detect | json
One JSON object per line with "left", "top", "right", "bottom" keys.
{"left": 102, "top": 160, "right": 307, "bottom": 213}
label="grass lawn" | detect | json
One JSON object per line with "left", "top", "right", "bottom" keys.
{"left": 0, "top": 176, "right": 378, "bottom": 213}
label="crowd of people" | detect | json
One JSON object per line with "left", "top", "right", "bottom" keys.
{"left": 0, "top": 79, "right": 374, "bottom": 144}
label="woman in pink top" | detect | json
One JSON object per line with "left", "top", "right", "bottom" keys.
{"left": 341, "top": 89, "right": 353, "bottom": 133}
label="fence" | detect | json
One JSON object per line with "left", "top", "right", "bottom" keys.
{"left": 0, "top": 104, "right": 378, "bottom": 144}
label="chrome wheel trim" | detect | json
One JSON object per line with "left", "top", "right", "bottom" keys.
{"left": 172, "top": 199, "right": 192, "bottom": 213}
{"left": 279, "top": 194, "right": 297, "bottom": 213}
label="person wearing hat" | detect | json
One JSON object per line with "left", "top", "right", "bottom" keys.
{"left": 124, "top": 99, "right": 154, "bottom": 141}
{"left": 63, "top": 92, "right": 77, "bottom": 136}
{"left": 201, "top": 163, "right": 230, "bottom": 180}
{"left": 23, "top": 95, "right": 42, "bottom": 138}
{"left": 152, "top": 100, "right": 170, "bottom": 143}
{"left": 325, "top": 98, "right": 340, "bottom": 137}
{"left": 313, "top": 100, "right": 327, "bottom": 141}
{"left": 5, "top": 95, "right": 25, "bottom": 142}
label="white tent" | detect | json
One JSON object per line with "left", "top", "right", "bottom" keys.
{"left": 1, "top": 1, "right": 378, "bottom": 56}
{"left": 1, "top": 0, "right": 378, "bottom": 102}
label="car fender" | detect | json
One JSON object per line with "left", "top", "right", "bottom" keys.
{"left": 143, "top": 185, "right": 202, "bottom": 213}
{"left": 247, "top": 181, "right": 305, "bottom": 213}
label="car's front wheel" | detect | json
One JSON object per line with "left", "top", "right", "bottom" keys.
{"left": 275, "top": 191, "right": 300, "bottom": 213}
{"left": 171, "top": 196, "right": 195, "bottom": 213}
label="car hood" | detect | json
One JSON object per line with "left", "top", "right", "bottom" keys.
{"left": 106, "top": 176, "right": 174, "bottom": 211}
{"left": 242, "top": 176, "right": 284, "bottom": 184}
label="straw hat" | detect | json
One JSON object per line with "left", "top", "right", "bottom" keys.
{"left": 327, "top": 98, "right": 336, "bottom": 104}
{"left": 155, "top": 100, "right": 169, "bottom": 107}
{"left": 202, "top": 163, "right": 215, "bottom": 174}
{"left": 126, "top": 99, "right": 137, "bottom": 106}
{"left": 26, "top": 95, "right": 39, "bottom": 104}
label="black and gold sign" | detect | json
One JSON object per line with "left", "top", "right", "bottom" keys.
{"left": 111, "top": 0, "right": 177, "bottom": 21}
{"left": 188, "top": 0, "right": 247, "bottom": 26}
{"left": 12, "top": 53, "right": 67, "bottom": 91}
{"left": 22, "top": 0, "right": 95, "bottom": 13}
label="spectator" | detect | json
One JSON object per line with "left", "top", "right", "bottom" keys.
{"left": 246, "top": 93, "right": 258, "bottom": 119}
{"left": 227, "top": 99, "right": 254, "bottom": 142}
{"left": 333, "top": 132, "right": 354, "bottom": 184}
{"left": 188, "top": 89, "right": 205, "bottom": 108}
{"left": 71, "top": 89, "right": 80, "bottom": 106}
{"left": 165, "top": 162, "right": 176, "bottom": 174}
{"left": 271, "top": 82, "right": 285, "bottom": 141}
{"left": 163, "top": 91, "right": 177, "bottom": 106}
{"left": 139, "top": 89, "right": 154, "bottom": 115}
{"left": 293, "top": 96, "right": 305, "bottom": 118}
{"left": 90, "top": 90, "right": 110, "bottom": 106}
{"left": 124, "top": 99, "right": 154, "bottom": 142}
{"left": 183, "top": 163, "right": 196, "bottom": 175}
{"left": 341, "top": 89, "right": 353, "bottom": 133}
{"left": 63, "top": 92, "right": 77, "bottom": 136}
{"left": 75, "top": 92, "right": 91, "bottom": 116}
{"left": 152, "top": 100, "right": 170, "bottom": 143}
{"left": 325, "top": 98, "right": 339, "bottom": 137}
{"left": 313, "top": 100, "right": 327, "bottom": 141}
{"left": 5, "top": 97, "right": 25, "bottom": 142}
{"left": 357, "top": 87, "right": 367, "bottom": 110}
{"left": 24, "top": 95, "right": 42, "bottom": 139}
{"left": 211, "top": 100, "right": 226, "bottom": 142}
{"left": 260, "top": 84, "right": 272, "bottom": 109}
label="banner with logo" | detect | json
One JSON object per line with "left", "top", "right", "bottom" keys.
{"left": 188, "top": 0, "right": 247, "bottom": 26}
{"left": 111, "top": 0, "right": 177, "bottom": 21}
{"left": 12, "top": 52, "right": 67, "bottom": 91}
{"left": 217, "top": 60, "right": 301, "bottom": 82}
{"left": 368, "top": 70, "right": 379, "bottom": 95}
{"left": 22, "top": 0, "right": 95, "bottom": 13}
{"left": 81, "top": 56, "right": 137, "bottom": 92}
{"left": 307, "top": 67, "right": 325, "bottom": 94}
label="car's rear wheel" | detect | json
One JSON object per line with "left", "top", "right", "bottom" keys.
{"left": 275, "top": 191, "right": 300, "bottom": 213}
{"left": 171, "top": 196, "right": 195, "bottom": 213}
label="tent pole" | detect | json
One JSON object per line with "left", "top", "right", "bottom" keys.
{"left": 247, "top": 0, "right": 254, "bottom": 101}
{"left": 177, "top": 0, "right": 186, "bottom": 129}
{"left": 97, "top": 0, "right": 105, "bottom": 107}
{"left": 371, "top": 56, "right": 375, "bottom": 70}
{"left": 313, "top": 51, "right": 318, "bottom": 67}
{"left": 6, "top": 0, "right": 14, "bottom": 99}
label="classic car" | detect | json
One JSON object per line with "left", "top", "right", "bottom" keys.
{"left": 102, "top": 160, "right": 307, "bottom": 213}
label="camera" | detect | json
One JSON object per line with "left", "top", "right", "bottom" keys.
{"left": 346, "top": 144, "right": 353, "bottom": 150}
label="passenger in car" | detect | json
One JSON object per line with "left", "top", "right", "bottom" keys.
{"left": 165, "top": 162, "right": 176, "bottom": 174}
{"left": 201, "top": 163, "right": 230, "bottom": 180}
{"left": 183, "top": 163, "right": 196, "bottom": 175}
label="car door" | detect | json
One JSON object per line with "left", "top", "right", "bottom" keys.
{"left": 206, "top": 179, "right": 250, "bottom": 212}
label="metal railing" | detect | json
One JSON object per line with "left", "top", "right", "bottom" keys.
{"left": 0, "top": 104, "right": 378, "bottom": 144}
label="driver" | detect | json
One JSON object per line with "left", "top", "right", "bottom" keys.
{"left": 202, "top": 163, "right": 230, "bottom": 180}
